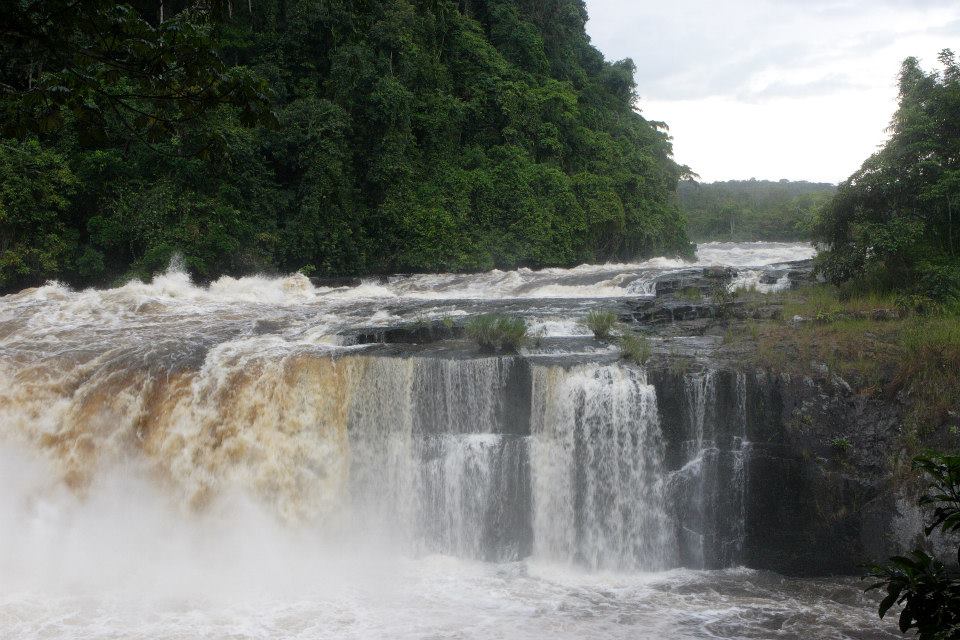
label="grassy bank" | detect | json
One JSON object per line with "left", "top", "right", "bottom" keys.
{"left": 726, "top": 285, "right": 960, "bottom": 445}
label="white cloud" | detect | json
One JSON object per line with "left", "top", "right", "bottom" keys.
{"left": 585, "top": 0, "right": 960, "bottom": 182}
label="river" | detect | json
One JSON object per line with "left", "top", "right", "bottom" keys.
{"left": 0, "top": 242, "right": 900, "bottom": 639}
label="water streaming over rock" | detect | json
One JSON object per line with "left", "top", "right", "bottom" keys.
{"left": 0, "top": 242, "right": 901, "bottom": 639}
{"left": 529, "top": 364, "right": 673, "bottom": 570}
{"left": 731, "top": 371, "right": 750, "bottom": 561}
{"left": 674, "top": 370, "right": 720, "bottom": 567}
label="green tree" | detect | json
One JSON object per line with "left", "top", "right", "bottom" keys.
{"left": 0, "top": 140, "right": 77, "bottom": 287}
{"left": 678, "top": 179, "right": 835, "bottom": 242}
{"left": 816, "top": 50, "right": 960, "bottom": 299}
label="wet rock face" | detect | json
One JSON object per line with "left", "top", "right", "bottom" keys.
{"left": 732, "top": 369, "right": 899, "bottom": 575}
{"left": 358, "top": 351, "right": 907, "bottom": 575}
{"left": 633, "top": 300, "right": 719, "bottom": 324}
{"left": 646, "top": 363, "right": 904, "bottom": 575}
{"left": 354, "top": 320, "right": 464, "bottom": 345}
{"left": 653, "top": 266, "right": 735, "bottom": 298}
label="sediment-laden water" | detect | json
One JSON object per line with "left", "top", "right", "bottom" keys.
{"left": 0, "top": 242, "right": 899, "bottom": 639}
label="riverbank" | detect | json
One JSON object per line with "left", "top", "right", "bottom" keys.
{"left": 721, "top": 284, "right": 960, "bottom": 452}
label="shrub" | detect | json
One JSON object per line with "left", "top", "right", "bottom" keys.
{"left": 916, "top": 261, "right": 960, "bottom": 303}
{"left": 709, "top": 283, "right": 735, "bottom": 318}
{"left": 896, "top": 293, "right": 942, "bottom": 317}
{"left": 830, "top": 436, "right": 852, "bottom": 453}
{"left": 584, "top": 309, "right": 617, "bottom": 339}
{"left": 866, "top": 453, "right": 960, "bottom": 639}
{"left": 620, "top": 333, "right": 651, "bottom": 364}
{"left": 465, "top": 314, "right": 527, "bottom": 352}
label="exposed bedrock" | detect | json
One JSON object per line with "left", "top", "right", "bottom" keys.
{"left": 648, "top": 365, "right": 904, "bottom": 576}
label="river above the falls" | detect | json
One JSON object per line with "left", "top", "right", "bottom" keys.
{"left": 0, "top": 241, "right": 900, "bottom": 639}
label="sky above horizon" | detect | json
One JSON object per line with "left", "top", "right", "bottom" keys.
{"left": 584, "top": 0, "right": 960, "bottom": 184}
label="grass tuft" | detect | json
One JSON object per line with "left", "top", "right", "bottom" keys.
{"left": 830, "top": 436, "right": 852, "bottom": 453}
{"left": 620, "top": 333, "right": 651, "bottom": 364}
{"left": 465, "top": 314, "right": 527, "bottom": 352}
{"left": 584, "top": 309, "right": 618, "bottom": 339}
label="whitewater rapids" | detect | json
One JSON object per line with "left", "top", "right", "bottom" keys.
{"left": 0, "top": 242, "right": 898, "bottom": 639}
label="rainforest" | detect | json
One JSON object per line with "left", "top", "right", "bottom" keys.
{"left": 0, "top": 0, "right": 691, "bottom": 293}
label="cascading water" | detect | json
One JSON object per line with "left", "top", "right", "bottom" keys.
{"left": 731, "top": 371, "right": 750, "bottom": 560}
{"left": 670, "top": 369, "right": 751, "bottom": 568}
{"left": 529, "top": 364, "right": 673, "bottom": 570}
{"left": 338, "top": 356, "right": 531, "bottom": 560}
{"left": 674, "top": 370, "right": 719, "bottom": 567}
{"left": 0, "top": 242, "right": 898, "bottom": 639}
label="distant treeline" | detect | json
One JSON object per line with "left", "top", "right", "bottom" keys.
{"left": 678, "top": 179, "right": 835, "bottom": 242}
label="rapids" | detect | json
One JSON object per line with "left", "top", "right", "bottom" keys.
{"left": 0, "top": 242, "right": 899, "bottom": 639}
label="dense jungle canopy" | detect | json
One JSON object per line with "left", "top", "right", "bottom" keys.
{"left": 0, "top": 0, "right": 693, "bottom": 291}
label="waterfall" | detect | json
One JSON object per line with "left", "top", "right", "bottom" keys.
{"left": 345, "top": 356, "right": 530, "bottom": 561}
{"left": 670, "top": 369, "right": 750, "bottom": 568}
{"left": 731, "top": 371, "right": 750, "bottom": 560}
{"left": 674, "top": 370, "right": 719, "bottom": 568}
{"left": 529, "top": 364, "right": 674, "bottom": 571}
{"left": 0, "top": 335, "right": 753, "bottom": 571}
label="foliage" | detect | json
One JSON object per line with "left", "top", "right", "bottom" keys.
{"left": 816, "top": 51, "right": 960, "bottom": 301}
{"left": 710, "top": 283, "right": 734, "bottom": 305}
{"left": 830, "top": 436, "right": 852, "bottom": 453}
{"left": 678, "top": 286, "right": 702, "bottom": 301}
{"left": 866, "top": 453, "right": 960, "bottom": 639}
{"left": 678, "top": 179, "right": 835, "bottom": 241}
{"left": 584, "top": 309, "right": 617, "bottom": 339}
{"left": 739, "top": 284, "right": 960, "bottom": 436}
{"left": 0, "top": 0, "right": 693, "bottom": 292}
{"left": 0, "top": 140, "right": 77, "bottom": 287}
{"left": 0, "top": 0, "right": 275, "bottom": 144}
{"left": 619, "top": 332, "right": 651, "bottom": 364}
{"left": 465, "top": 314, "right": 527, "bottom": 352}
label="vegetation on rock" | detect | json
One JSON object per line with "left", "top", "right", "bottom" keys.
{"left": 619, "top": 332, "right": 651, "bottom": 364}
{"left": 584, "top": 309, "right": 617, "bottom": 339}
{"left": 465, "top": 314, "right": 526, "bottom": 352}
{"left": 867, "top": 453, "right": 960, "bottom": 640}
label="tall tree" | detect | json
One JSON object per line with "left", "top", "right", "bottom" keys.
{"left": 816, "top": 50, "right": 960, "bottom": 300}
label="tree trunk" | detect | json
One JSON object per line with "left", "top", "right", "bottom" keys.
{"left": 949, "top": 197, "right": 954, "bottom": 256}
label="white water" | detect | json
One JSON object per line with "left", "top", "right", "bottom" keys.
{"left": 530, "top": 365, "right": 674, "bottom": 571}
{"left": 0, "top": 241, "right": 899, "bottom": 639}
{"left": 0, "top": 442, "right": 893, "bottom": 639}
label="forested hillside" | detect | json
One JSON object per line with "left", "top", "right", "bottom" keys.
{"left": 678, "top": 179, "right": 835, "bottom": 242}
{"left": 0, "top": 0, "right": 692, "bottom": 292}
{"left": 816, "top": 50, "right": 960, "bottom": 300}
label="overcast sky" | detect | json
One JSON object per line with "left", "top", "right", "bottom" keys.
{"left": 584, "top": 0, "right": 960, "bottom": 183}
